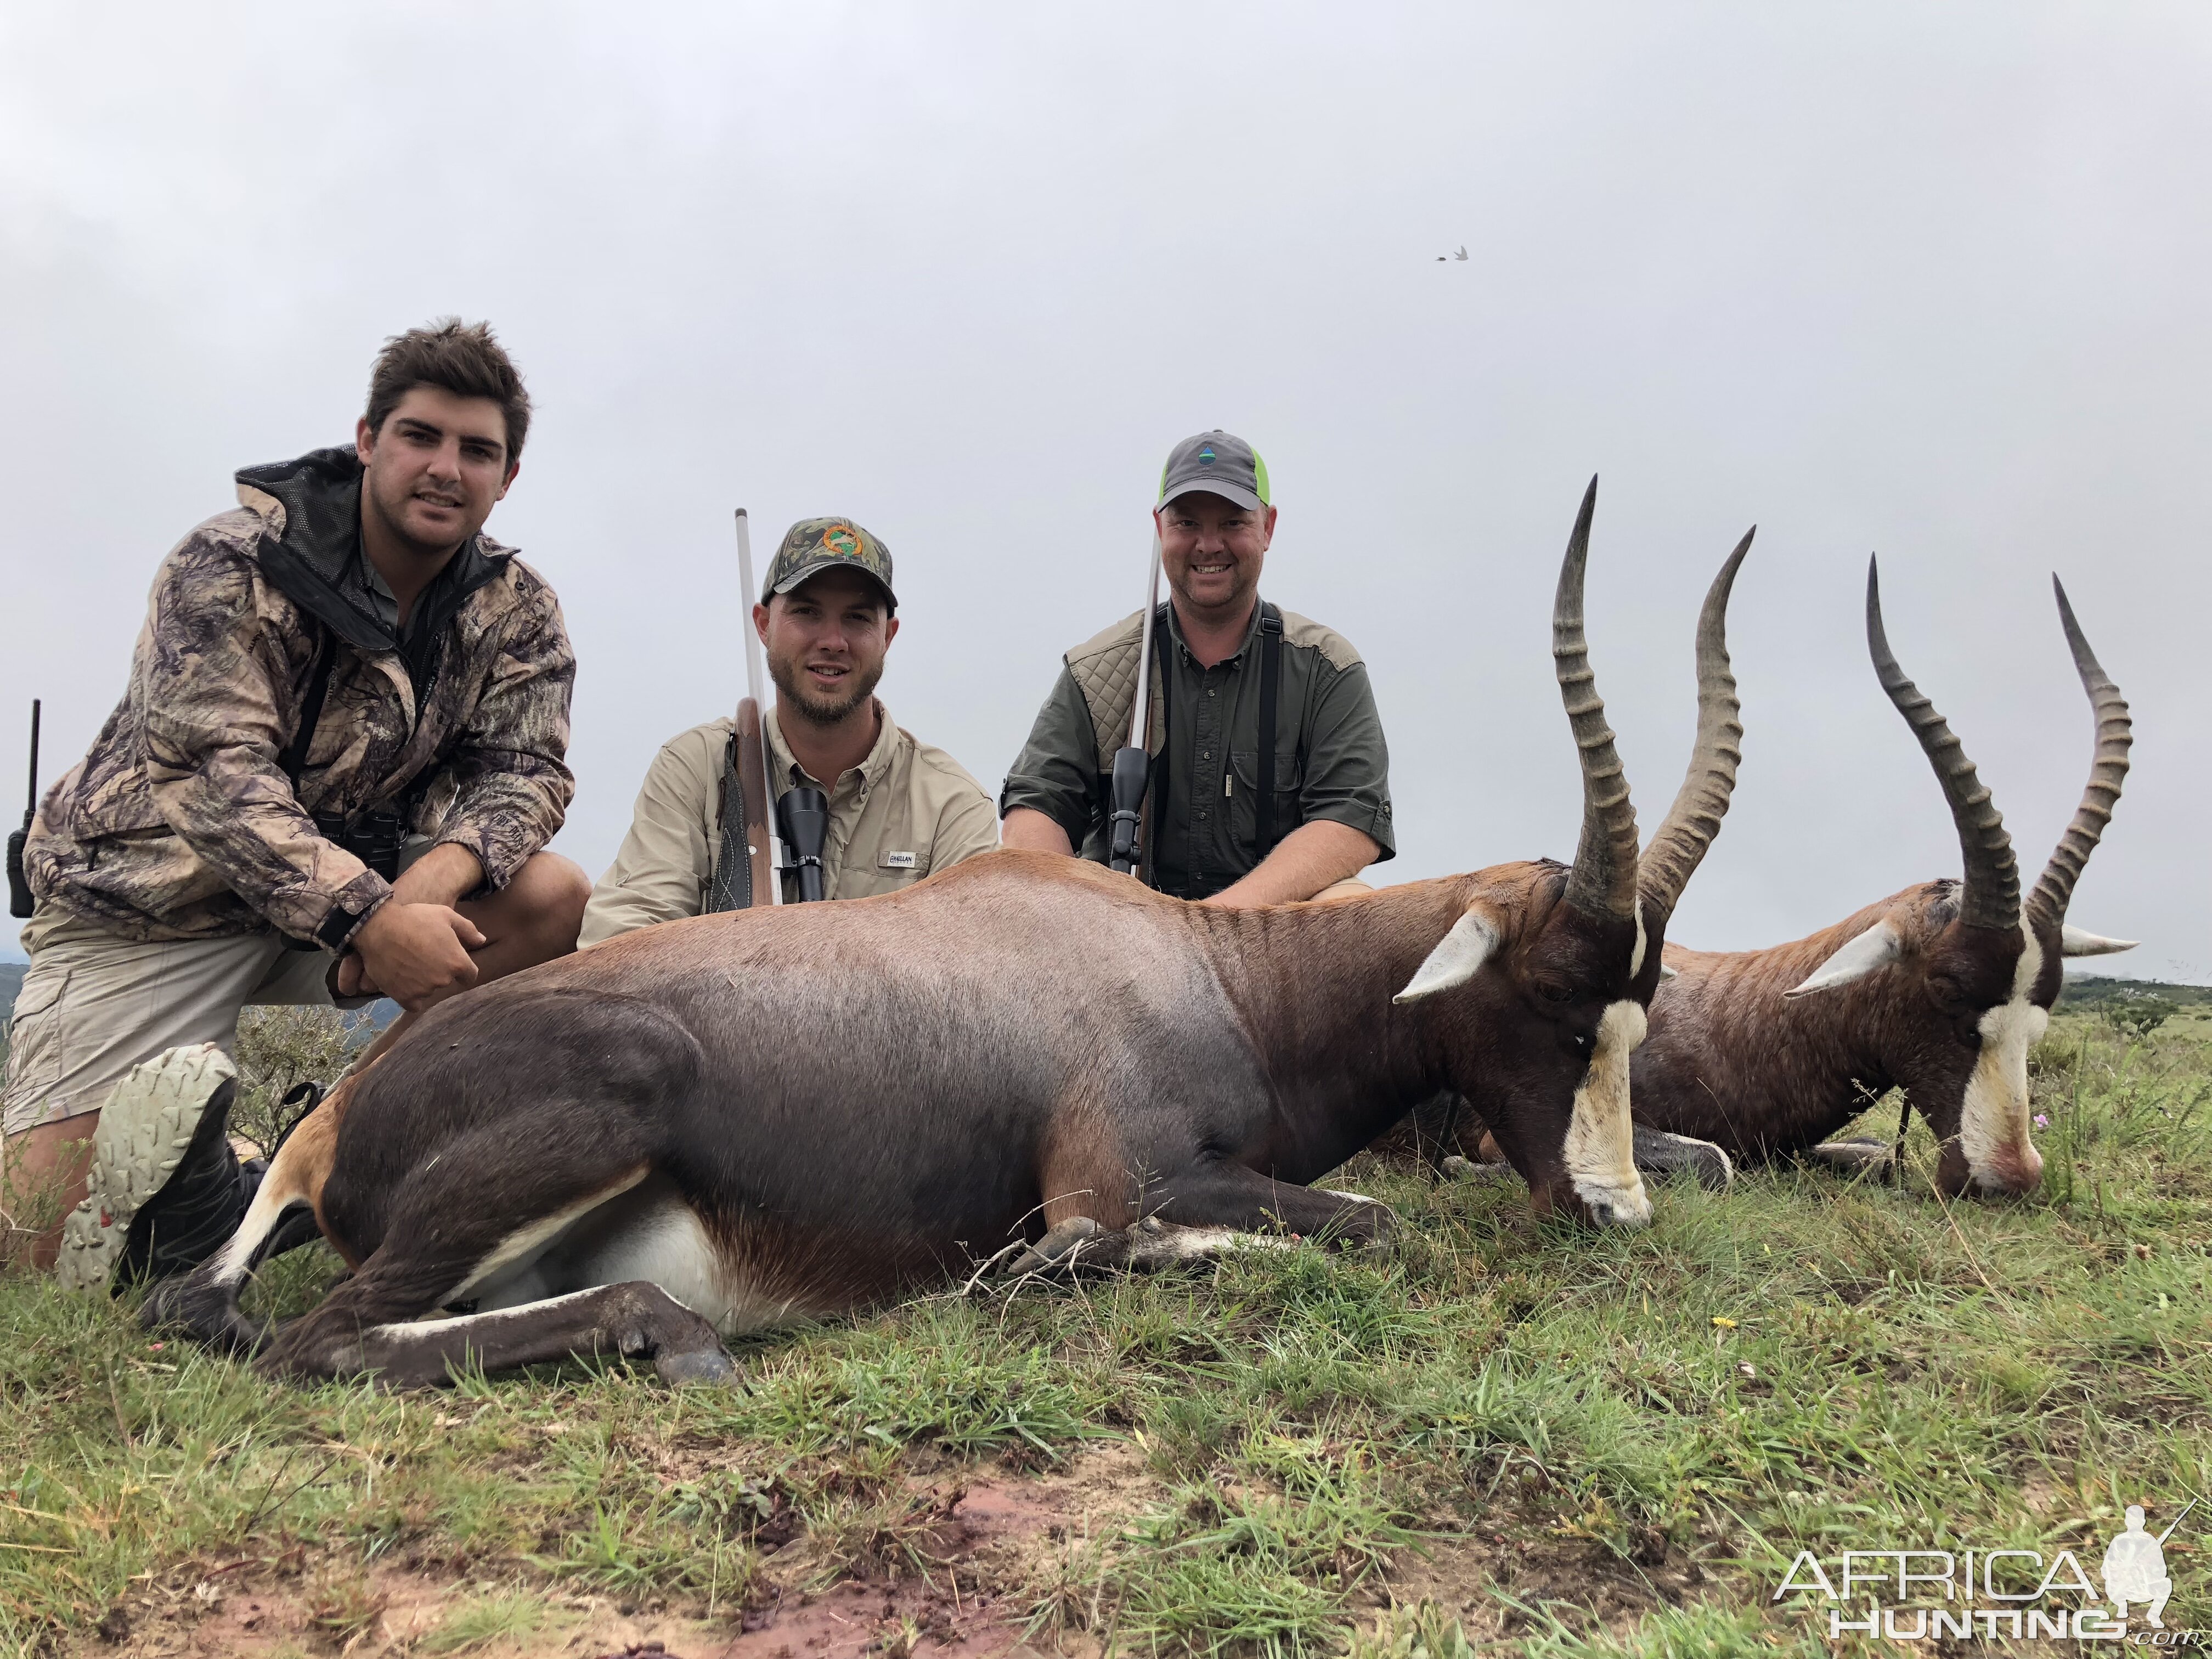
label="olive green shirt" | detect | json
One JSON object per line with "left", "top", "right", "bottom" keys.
{"left": 581, "top": 701, "right": 998, "bottom": 943}
{"left": 1000, "top": 601, "right": 1395, "bottom": 899}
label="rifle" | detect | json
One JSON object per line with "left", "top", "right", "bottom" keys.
{"left": 6, "top": 699, "right": 38, "bottom": 919}
{"left": 1107, "top": 534, "right": 1164, "bottom": 876}
{"left": 707, "top": 511, "right": 828, "bottom": 910}
{"left": 708, "top": 515, "right": 778, "bottom": 910}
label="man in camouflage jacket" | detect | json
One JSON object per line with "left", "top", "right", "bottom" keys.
{"left": 3, "top": 320, "right": 590, "bottom": 1293}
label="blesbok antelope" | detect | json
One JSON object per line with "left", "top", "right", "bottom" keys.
{"left": 1626, "top": 560, "right": 2133, "bottom": 1196}
{"left": 150, "top": 480, "right": 1750, "bottom": 1387}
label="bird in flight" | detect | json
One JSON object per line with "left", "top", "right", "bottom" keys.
{"left": 1436, "top": 245, "right": 1469, "bottom": 262}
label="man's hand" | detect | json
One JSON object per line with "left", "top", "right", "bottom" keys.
{"left": 341, "top": 899, "right": 486, "bottom": 1009}
{"left": 336, "top": 842, "right": 491, "bottom": 1009}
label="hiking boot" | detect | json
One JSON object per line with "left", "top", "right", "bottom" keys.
{"left": 55, "top": 1045, "right": 252, "bottom": 1294}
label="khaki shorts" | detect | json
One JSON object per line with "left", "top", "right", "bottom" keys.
{"left": 0, "top": 907, "right": 366, "bottom": 1137}
{"left": 1, "top": 836, "right": 432, "bottom": 1138}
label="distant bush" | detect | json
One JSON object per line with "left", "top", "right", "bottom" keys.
{"left": 2101, "top": 992, "right": 2177, "bottom": 1039}
{"left": 230, "top": 1006, "right": 376, "bottom": 1156}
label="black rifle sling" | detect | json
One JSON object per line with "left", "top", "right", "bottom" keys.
{"left": 1254, "top": 602, "right": 1284, "bottom": 861}
{"left": 276, "top": 633, "right": 336, "bottom": 791}
{"left": 706, "top": 735, "right": 753, "bottom": 913}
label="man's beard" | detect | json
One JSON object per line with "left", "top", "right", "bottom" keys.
{"left": 770, "top": 651, "right": 883, "bottom": 727}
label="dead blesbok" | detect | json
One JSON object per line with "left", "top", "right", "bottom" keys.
{"left": 150, "top": 479, "right": 1750, "bottom": 1387}
{"left": 1624, "top": 560, "right": 2134, "bottom": 1195}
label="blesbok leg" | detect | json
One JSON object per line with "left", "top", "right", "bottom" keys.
{"left": 1142, "top": 1161, "right": 1395, "bottom": 1243}
{"left": 999, "top": 1163, "right": 1391, "bottom": 1277}
{"left": 260, "top": 1281, "right": 739, "bottom": 1389}
{"left": 256, "top": 1112, "right": 736, "bottom": 1384}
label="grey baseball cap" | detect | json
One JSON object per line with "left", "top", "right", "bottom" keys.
{"left": 1156, "top": 430, "right": 1272, "bottom": 513}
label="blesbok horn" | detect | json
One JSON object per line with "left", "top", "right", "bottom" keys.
{"left": 1865, "top": 556, "right": 2019, "bottom": 933}
{"left": 2025, "top": 575, "right": 2135, "bottom": 955}
{"left": 1636, "top": 527, "right": 1753, "bottom": 927}
{"left": 1556, "top": 478, "right": 1641, "bottom": 924}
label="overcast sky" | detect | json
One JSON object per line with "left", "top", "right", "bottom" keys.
{"left": 3, "top": 4, "right": 2205, "bottom": 978}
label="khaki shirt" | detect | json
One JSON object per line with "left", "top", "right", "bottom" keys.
{"left": 1000, "top": 601, "right": 1393, "bottom": 900}
{"left": 580, "top": 701, "right": 998, "bottom": 944}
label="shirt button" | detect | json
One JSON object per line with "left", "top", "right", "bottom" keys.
{"left": 1207, "top": 689, "right": 1216, "bottom": 698}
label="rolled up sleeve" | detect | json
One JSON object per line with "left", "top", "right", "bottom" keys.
{"left": 1297, "top": 661, "right": 1395, "bottom": 862}
{"left": 434, "top": 589, "right": 576, "bottom": 891}
{"left": 996, "top": 667, "right": 1100, "bottom": 848}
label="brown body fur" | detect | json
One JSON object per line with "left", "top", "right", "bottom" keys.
{"left": 155, "top": 850, "right": 1655, "bottom": 1383}
{"left": 1634, "top": 879, "right": 2058, "bottom": 1193}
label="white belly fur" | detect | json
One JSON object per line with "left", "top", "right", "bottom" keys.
{"left": 467, "top": 1176, "right": 808, "bottom": 1336}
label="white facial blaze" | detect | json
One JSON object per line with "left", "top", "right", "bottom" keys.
{"left": 1959, "top": 938, "right": 2049, "bottom": 1193}
{"left": 1564, "top": 999, "right": 1652, "bottom": 1227}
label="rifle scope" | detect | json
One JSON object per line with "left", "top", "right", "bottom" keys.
{"left": 776, "top": 786, "right": 830, "bottom": 904}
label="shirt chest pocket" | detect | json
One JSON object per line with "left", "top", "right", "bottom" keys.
{"left": 1227, "top": 749, "right": 1304, "bottom": 849}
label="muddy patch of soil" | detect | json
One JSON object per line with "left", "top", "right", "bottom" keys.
{"left": 88, "top": 1449, "right": 1159, "bottom": 1658}
{"left": 1357, "top": 1516, "right": 1717, "bottom": 1644}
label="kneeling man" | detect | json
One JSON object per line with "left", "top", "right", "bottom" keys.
{"left": 3, "top": 320, "right": 590, "bottom": 1291}
{"left": 582, "top": 518, "right": 997, "bottom": 939}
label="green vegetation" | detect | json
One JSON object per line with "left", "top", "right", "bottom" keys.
{"left": 1, "top": 1006, "right": 2207, "bottom": 1656}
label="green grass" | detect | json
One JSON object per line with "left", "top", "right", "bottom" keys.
{"left": 2, "top": 1009, "right": 2208, "bottom": 1656}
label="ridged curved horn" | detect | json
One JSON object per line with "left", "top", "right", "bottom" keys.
{"left": 1865, "top": 556, "right": 2019, "bottom": 932}
{"left": 1556, "top": 478, "right": 1640, "bottom": 922}
{"left": 2024, "top": 576, "right": 2131, "bottom": 934}
{"left": 1637, "top": 527, "right": 1753, "bottom": 924}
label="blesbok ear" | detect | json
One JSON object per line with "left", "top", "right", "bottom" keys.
{"left": 1395, "top": 906, "right": 1502, "bottom": 1004}
{"left": 1784, "top": 919, "right": 1905, "bottom": 998}
{"left": 2061, "top": 925, "right": 2137, "bottom": 957}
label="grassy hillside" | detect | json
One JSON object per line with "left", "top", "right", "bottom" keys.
{"left": 1, "top": 1006, "right": 2206, "bottom": 1656}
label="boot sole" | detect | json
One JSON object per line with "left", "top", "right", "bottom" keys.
{"left": 55, "top": 1045, "right": 238, "bottom": 1295}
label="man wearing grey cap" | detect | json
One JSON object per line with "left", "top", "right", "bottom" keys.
{"left": 581, "top": 517, "right": 998, "bottom": 939}
{"left": 1001, "top": 432, "right": 1393, "bottom": 904}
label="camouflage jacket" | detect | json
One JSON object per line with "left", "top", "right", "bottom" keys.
{"left": 25, "top": 448, "right": 575, "bottom": 948}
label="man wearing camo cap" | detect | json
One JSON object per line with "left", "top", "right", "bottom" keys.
{"left": 1001, "top": 430, "right": 1393, "bottom": 902}
{"left": 581, "top": 517, "right": 998, "bottom": 938}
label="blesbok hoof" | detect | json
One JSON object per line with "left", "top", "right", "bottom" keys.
{"left": 1630, "top": 1126, "right": 1734, "bottom": 1190}
{"left": 656, "top": 1346, "right": 744, "bottom": 1388}
{"left": 1002, "top": 1215, "right": 1105, "bottom": 1276}
{"left": 1809, "top": 1138, "right": 1899, "bottom": 1179}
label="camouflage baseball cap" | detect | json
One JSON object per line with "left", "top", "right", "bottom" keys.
{"left": 761, "top": 517, "right": 897, "bottom": 610}
{"left": 1157, "top": 430, "right": 1271, "bottom": 513}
